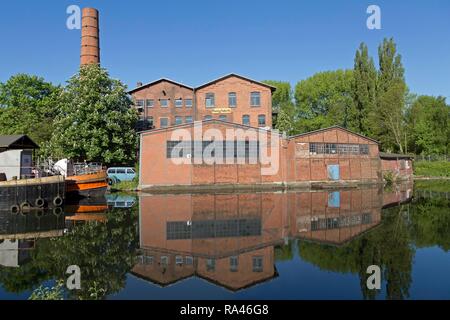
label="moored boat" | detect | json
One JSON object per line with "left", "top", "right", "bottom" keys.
{"left": 52, "top": 160, "right": 108, "bottom": 199}
{"left": 66, "top": 170, "right": 108, "bottom": 198}
{"left": 0, "top": 176, "right": 65, "bottom": 213}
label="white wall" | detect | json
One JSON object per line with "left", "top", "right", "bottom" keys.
{"left": 0, "top": 240, "right": 19, "bottom": 267}
{"left": 0, "top": 149, "right": 22, "bottom": 180}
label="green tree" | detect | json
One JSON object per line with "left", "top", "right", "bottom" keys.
{"left": 406, "top": 96, "right": 450, "bottom": 155}
{"left": 45, "top": 64, "right": 138, "bottom": 165}
{"left": 275, "top": 101, "right": 295, "bottom": 135}
{"left": 352, "top": 43, "right": 377, "bottom": 136}
{"left": 374, "top": 38, "right": 407, "bottom": 152}
{"left": 262, "top": 80, "right": 292, "bottom": 112}
{"left": 294, "top": 70, "right": 355, "bottom": 132}
{"left": 0, "top": 74, "right": 61, "bottom": 148}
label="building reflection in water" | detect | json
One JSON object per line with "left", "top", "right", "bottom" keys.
{"left": 133, "top": 184, "right": 413, "bottom": 291}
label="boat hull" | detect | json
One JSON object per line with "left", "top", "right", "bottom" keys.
{"left": 66, "top": 171, "right": 108, "bottom": 199}
{"left": 0, "top": 176, "right": 65, "bottom": 211}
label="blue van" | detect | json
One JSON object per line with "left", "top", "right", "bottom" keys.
{"left": 107, "top": 167, "right": 136, "bottom": 184}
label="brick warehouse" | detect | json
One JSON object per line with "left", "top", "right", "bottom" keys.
{"left": 138, "top": 120, "right": 385, "bottom": 190}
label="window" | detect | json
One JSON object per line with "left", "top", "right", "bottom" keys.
{"left": 185, "top": 116, "right": 193, "bottom": 123}
{"left": 360, "top": 144, "right": 369, "bottom": 155}
{"left": 219, "top": 115, "right": 227, "bottom": 122}
{"left": 258, "top": 115, "right": 266, "bottom": 127}
{"left": 175, "top": 98, "right": 183, "bottom": 108}
{"left": 228, "top": 92, "right": 237, "bottom": 107}
{"left": 250, "top": 92, "right": 261, "bottom": 107}
{"left": 205, "top": 93, "right": 215, "bottom": 108}
{"left": 126, "top": 168, "right": 135, "bottom": 174}
{"left": 176, "top": 256, "right": 183, "bottom": 265}
{"left": 146, "top": 99, "right": 154, "bottom": 107}
{"left": 253, "top": 256, "right": 263, "bottom": 272}
{"left": 175, "top": 116, "right": 183, "bottom": 125}
{"left": 144, "top": 255, "right": 153, "bottom": 265}
{"left": 204, "top": 115, "right": 213, "bottom": 121}
{"left": 230, "top": 256, "right": 239, "bottom": 272}
{"left": 309, "top": 143, "right": 369, "bottom": 155}
{"left": 242, "top": 115, "right": 250, "bottom": 126}
{"left": 160, "top": 99, "right": 168, "bottom": 107}
{"left": 185, "top": 256, "right": 193, "bottom": 265}
{"left": 161, "top": 256, "right": 169, "bottom": 266}
{"left": 135, "top": 99, "right": 144, "bottom": 107}
{"left": 206, "top": 259, "right": 216, "bottom": 272}
{"left": 160, "top": 117, "right": 168, "bottom": 128}
{"left": 147, "top": 116, "right": 154, "bottom": 128}
{"left": 107, "top": 169, "right": 116, "bottom": 174}
{"left": 166, "top": 140, "right": 260, "bottom": 162}
{"left": 116, "top": 168, "right": 126, "bottom": 174}
{"left": 185, "top": 99, "right": 193, "bottom": 108}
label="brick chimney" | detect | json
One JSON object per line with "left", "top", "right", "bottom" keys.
{"left": 80, "top": 8, "right": 100, "bottom": 66}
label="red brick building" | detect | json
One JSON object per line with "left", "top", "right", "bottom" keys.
{"left": 380, "top": 153, "right": 414, "bottom": 181}
{"left": 138, "top": 122, "right": 385, "bottom": 190}
{"left": 128, "top": 74, "right": 275, "bottom": 130}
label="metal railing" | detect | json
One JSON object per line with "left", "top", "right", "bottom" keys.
{"left": 415, "top": 155, "right": 450, "bottom": 162}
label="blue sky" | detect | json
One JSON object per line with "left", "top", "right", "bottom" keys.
{"left": 0, "top": 0, "right": 449, "bottom": 99}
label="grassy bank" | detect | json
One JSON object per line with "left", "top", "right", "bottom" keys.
{"left": 414, "top": 180, "right": 450, "bottom": 193}
{"left": 109, "top": 179, "right": 138, "bottom": 192}
{"left": 414, "top": 161, "right": 450, "bottom": 178}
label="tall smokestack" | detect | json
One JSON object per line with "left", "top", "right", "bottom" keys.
{"left": 80, "top": 8, "right": 100, "bottom": 66}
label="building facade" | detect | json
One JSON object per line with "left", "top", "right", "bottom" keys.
{"left": 138, "top": 122, "right": 389, "bottom": 190}
{"left": 128, "top": 74, "right": 275, "bottom": 130}
{"left": 380, "top": 153, "right": 414, "bottom": 181}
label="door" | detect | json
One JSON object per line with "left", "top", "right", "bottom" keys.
{"left": 20, "top": 151, "right": 32, "bottom": 178}
{"left": 327, "top": 164, "right": 340, "bottom": 181}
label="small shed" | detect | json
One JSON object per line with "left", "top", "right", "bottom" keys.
{"left": 0, "top": 135, "right": 39, "bottom": 181}
{"left": 380, "top": 152, "right": 414, "bottom": 180}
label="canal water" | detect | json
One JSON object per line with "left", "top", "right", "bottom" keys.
{"left": 0, "top": 182, "right": 449, "bottom": 300}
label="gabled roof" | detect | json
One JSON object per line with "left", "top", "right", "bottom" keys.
{"left": 289, "top": 126, "right": 379, "bottom": 144}
{"left": 0, "top": 135, "right": 39, "bottom": 150}
{"left": 196, "top": 73, "right": 277, "bottom": 92}
{"left": 128, "top": 78, "right": 194, "bottom": 94}
{"left": 140, "top": 119, "right": 282, "bottom": 137}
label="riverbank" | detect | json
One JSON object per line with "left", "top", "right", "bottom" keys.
{"left": 109, "top": 180, "right": 138, "bottom": 192}
{"left": 414, "top": 161, "right": 450, "bottom": 178}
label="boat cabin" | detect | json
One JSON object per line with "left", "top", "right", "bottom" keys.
{"left": 0, "top": 135, "right": 39, "bottom": 181}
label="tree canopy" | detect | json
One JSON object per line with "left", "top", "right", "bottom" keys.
{"left": 44, "top": 64, "right": 139, "bottom": 165}
{"left": 0, "top": 74, "right": 61, "bottom": 148}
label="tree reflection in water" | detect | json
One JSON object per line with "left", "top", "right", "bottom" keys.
{"left": 0, "top": 207, "right": 139, "bottom": 300}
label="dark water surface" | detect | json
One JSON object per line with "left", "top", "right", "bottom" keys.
{"left": 1, "top": 182, "right": 449, "bottom": 300}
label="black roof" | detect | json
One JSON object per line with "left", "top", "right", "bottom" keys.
{"left": 128, "top": 78, "right": 194, "bottom": 94}
{"left": 0, "top": 135, "right": 39, "bottom": 150}
{"left": 128, "top": 73, "right": 277, "bottom": 94}
{"left": 195, "top": 73, "right": 277, "bottom": 92}
{"left": 379, "top": 152, "right": 414, "bottom": 160}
